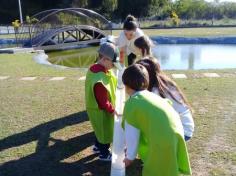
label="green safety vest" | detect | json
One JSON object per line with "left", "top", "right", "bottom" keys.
{"left": 85, "top": 69, "right": 117, "bottom": 144}
{"left": 123, "top": 90, "right": 191, "bottom": 176}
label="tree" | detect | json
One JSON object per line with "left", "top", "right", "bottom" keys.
{"left": 117, "top": 0, "right": 171, "bottom": 20}
{"left": 101, "top": 0, "right": 118, "bottom": 18}
{"left": 148, "top": 0, "right": 172, "bottom": 17}
{"left": 173, "top": 0, "right": 194, "bottom": 20}
{"left": 2, "top": 0, "right": 236, "bottom": 25}
{"left": 72, "top": 0, "right": 88, "bottom": 8}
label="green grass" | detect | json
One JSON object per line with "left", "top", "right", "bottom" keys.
{"left": 112, "top": 27, "right": 236, "bottom": 37}
{"left": 0, "top": 53, "right": 236, "bottom": 175}
{"left": 0, "top": 34, "right": 15, "bottom": 39}
{"left": 1, "top": 27, "right": 236, "bottom": 40}
{"left": 175, "top": 77, "right": 236, "bottom": 176}
{"left": 0, "top": 53, "right": 84, "bottom": 77}
{"left": 1, "top": 27, "right": 236, "bottom": 41}
{"left": 138, "top": 19, "right": 236, "bottom": 28}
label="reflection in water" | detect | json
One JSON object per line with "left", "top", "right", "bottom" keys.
{"left": 153, "top": 44, "right": 236, "bottom": 70}
{"left": 0, "top": 44, "right": 17, "bottom": 49}
{"left": 47, "top": 47, "right": 98, "bottom": 68}
{"left": 188, "top": 51, "right": 195, "bottom": 70}
{"left": 47, "top": 44, "right": 236, "bottom": 70}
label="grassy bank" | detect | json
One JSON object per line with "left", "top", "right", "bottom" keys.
{"left": 0, "top": 53, "right": 84, "bottom": 77}
{"left": 112, "top": 27, "right": 236, "bottom": 37}
{"left": 0, "top": 53, "right": 236, "bottom": 176}
{"left": 0, "top": 27, "right": 236, "bottom": 41}
{"left": 0, "top": 34, "right": 15, "bottom": 39}
{"left": 137, "top": 19, "right": 236, "bottom": 28}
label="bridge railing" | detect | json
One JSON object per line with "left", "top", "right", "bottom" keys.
{"left": 15, "top": 8, "right": 113, "bottom": 48}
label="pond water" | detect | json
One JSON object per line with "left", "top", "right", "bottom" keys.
{"left": 47, "top": 44, "right": 236, "bottom": 70}
{"left": 47, "top": 47, "right": 98, "bottom": 69}
{"left": 0, "top": 44, "right": 17, "bottom": 49}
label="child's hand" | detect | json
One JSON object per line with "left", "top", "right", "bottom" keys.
{"left": 123, "top": 158, "right": 133, "bottom": 167}
{"left": 112, "top": 111, "right": 117, "bottom": 117}
{"left": 113, "top": 111, "right": 122, "bottom": 117}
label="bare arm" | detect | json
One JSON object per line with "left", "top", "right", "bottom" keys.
{"left": 119, "top": 47, "right": 125, "bottom": 65}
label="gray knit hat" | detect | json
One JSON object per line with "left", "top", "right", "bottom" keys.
{"left": 98, "top": 42, "right": 122, "bottom": 70}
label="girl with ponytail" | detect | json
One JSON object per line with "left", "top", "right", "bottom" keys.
{"left": 116, "top": 15, "right": 146, "bottom": 65}
{"left": 134, "top": 35, "right": 153, "bottom": 57}
{"left": 136, "top": 57, "right": 195, "bottom": 141}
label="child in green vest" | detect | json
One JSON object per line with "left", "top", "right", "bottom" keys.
{"left": 136, "top": 58, "right": 194, "bottom": 141}
{"left": 122, "top": 64, "right": 192, "bottom": 176}
{"left": 85, "top": 42, "right": 121, "bottom": 161}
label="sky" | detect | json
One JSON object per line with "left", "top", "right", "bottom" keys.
{"left": 205, "top": 0, "right": 236, "bottom": 2}
{"left": 173, "top": 0, "right": 236, "bottom": 2}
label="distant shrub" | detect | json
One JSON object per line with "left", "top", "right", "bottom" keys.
{"left": 222, "top": 16, "right": 230, "bottom": 24}
{"left": 12, "top": 20, "right": 21, "bottom": 29}
{"left": 170, "top": 11, "right": 180, "bottom": 26}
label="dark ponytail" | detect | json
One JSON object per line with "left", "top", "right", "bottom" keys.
{"left": 134, "top": 36, "right": 152, "bottom": 57}
{"left": 123, "top": 15, "right": 138, "bottom": 31}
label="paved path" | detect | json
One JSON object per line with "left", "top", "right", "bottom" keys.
{"left": 0, "top": 72, "right": 236, "bottom": 82}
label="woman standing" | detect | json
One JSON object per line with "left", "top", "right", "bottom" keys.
{"left": 116, "top": 15, "right": 144, "bottom": 65}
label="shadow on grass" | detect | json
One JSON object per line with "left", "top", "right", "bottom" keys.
{"left": 0, "top": 111, "right": 89, "bottom": 152}
{"left": 0, "top": 111, "right": 98, "bottom": 175}
{"left": 0, "top": 111, "right": 142, "bottom": 176}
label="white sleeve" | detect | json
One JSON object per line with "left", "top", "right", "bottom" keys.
{"left": 135, "top": 28, "right": 144, "bottom": 38}
{"left": 180, "top": 109, "right": 195, "bottom": 137}
{"left": 116, "top": 32, "right": 127, "bottom": 48}
{"left": 125, "top": 121, "right": 140, "bottom": 160}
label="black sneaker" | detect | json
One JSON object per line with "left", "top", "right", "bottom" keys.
{"left": 92, "top": 145, "right": 100, "bottom": 154}
{"left": 98, "top": 153, "right": 112, "bottom": 161}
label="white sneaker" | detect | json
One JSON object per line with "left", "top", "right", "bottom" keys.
{"left": 92, "top": 145, "right": 100, "bottom": 154}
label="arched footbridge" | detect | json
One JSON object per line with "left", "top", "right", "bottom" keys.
{"left": 17, "top": 8, "right": 112, "bottom": 51}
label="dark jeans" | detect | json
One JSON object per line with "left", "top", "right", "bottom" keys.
{"left": 185, "top": 136, "right": 191, "bottom": 142}
{"left": 128, "top": 53, "right": 137, "bottom": 66}
{"left": 95, "top": 139, "right": 110, "bottom": 156}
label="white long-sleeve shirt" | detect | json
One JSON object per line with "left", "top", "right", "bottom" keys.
{"left": 124, "top": 89, "right": 195, "bottom": 160}
{"left": 152, "top": 87, "right": 195, "bottom": 137}
{"left": 116, "top": 28, "right": 144, "bottom": 55}
{"left": 124, "top": 91, "right": 142, "bottom": 160}
{"left": 125, "top": 121, "right": 140, "bottom": 160}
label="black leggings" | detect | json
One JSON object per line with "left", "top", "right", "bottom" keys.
{"left": 128, "top": 53, "right": 137, "bottom": 66}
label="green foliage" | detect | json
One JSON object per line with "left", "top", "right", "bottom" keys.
{"left": 57, "top": 12, "right": 90, "bottom": 26}
{"left": 1, "top": 0, "right": 236, "bottom": 24}
{"left": 101, "top": 0, "right": 118, "bottom": 18}
{"left": 72, "top": 0, "right": 88, "bottom": 8}
{"left": 172, "top": 0, "right": 236, "bottom": 21}
{"left": 25, "top": 16, "right": 39, "bottom": 24}
{"left": 102, "top": 0, "right": 117, "bottom": 11}
{"left": 117, "top": 0, "right": 171, "bottom": 20}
